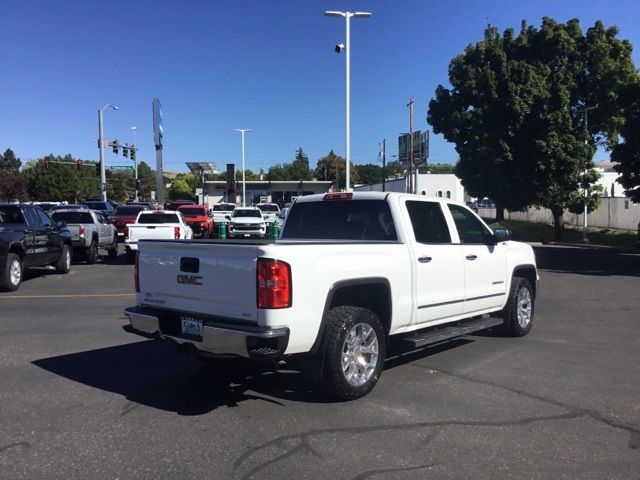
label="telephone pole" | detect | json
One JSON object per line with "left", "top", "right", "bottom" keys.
{"left": 407, "top": 98, "right": 414, "bottom": 194}
{"left": 380, "top": 139, "right": 386, "bottom": 192}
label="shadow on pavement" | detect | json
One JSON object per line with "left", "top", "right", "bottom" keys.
{"left": 33, "top": 337, "right": 473, "bottom": 414}
{"left": 534, "top": 245, "right": 640, "bottom": 277}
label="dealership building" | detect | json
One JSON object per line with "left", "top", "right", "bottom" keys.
{"left": 200, "top": 180, "right": 334, "bottom": 208}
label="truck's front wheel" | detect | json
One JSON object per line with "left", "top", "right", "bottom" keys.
{"left": 501, "top": 277, "right": 535, "bottom": 337}
{"left": 318, "top": 306, "right": 386, "bottom": 401}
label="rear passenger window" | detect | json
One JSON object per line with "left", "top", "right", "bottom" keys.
{"left": 406, "top": 201, "right": 451, "bottom": 244}
{"left": 448, "top": 204, "right": 491, "bottom": 244}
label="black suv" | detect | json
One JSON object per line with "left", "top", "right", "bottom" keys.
{"left": 0, "top": 204, "right": 73, "bottom": 291}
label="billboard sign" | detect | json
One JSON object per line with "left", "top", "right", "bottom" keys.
{"left": 152, "top": 98, "right": 163, "bottom": 148}
{"left": 398, "top": 130, "right": 429, "bottom": 165}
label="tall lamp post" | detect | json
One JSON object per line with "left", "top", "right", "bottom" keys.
{"left": 98, "top": 104, "right": 119, "bottom": 201}
{"left": 577, "top": 105, "right": 596, "bottom": 243}
{"left": 131, "top": 126, "right": 138, "bottom": 202}
{"left": 324, "top": 10, "right": 371, "bottom": 192}
{"left": 233, "top": 128, "right": 252, "bottom": 206}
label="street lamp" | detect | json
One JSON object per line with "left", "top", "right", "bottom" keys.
{"left": 233, "top": 128, "right": 252, "bottom": 206}
{"left": 131, "top": 126, "right": 138, "bottom": 202}
{"left": 577, "top": 104, "right": 597, "bottom": 243}
{"left": 324, "top": 10, "right": 371, "bottom": 192}
{"left": 98, "top": 104, "right": 119, "bottom": 202}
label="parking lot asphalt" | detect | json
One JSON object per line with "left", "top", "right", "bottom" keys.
{"left": 0, "top": 244, "right": 639, "bottom": 479}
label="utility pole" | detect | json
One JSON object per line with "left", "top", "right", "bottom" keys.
{"left": 131, "top": 126, "right": 138, "bottom": 202}
{"left": 380, "top": 139, "right": 386, "bottom": 192}
{"left": 407, "top": 98, "right": 414, "bottom": 194}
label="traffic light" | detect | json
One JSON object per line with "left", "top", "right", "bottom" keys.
{"left": 123, "top": 144, "right": 129, "bottom": 159}
{"left": 131, "top": 147, "right": 136, "bottom": 161}
{"left": 112, "top": 140, "right": 119, "bottom": 155}
{"left": 95, "top": 161, "right": 101, "bottom": 176}
{"left": 135, "top": 178, "right": 142, "bottom": 188}
{"left": 76, "top": 159, "right": 83, "bottom": 171}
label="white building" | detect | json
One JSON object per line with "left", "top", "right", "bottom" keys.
{"left": 201, "top": 180, "right": 333, "bottom": 208}
{"left": 355, "top": 173, "right": 471, "bottom": 203}
{"left": 594, "top": 160, "right": 625, "bottom": 197}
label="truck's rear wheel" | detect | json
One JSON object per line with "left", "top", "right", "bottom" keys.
{"left": 55, "top": 245, "right": 71, "bottom": 274}
{"left": 501, "top": 277, "right": 534, "bottom": 337}
{"left": 107, "top": 238, "right": 118, "bottom": 258}
{"left": 317, "top": 306, "right": 386, "bottom": 401}
{"left": 86, "top": 240, "right": 98, "bottom": 264}
{"left": 1, "top": 253, "right": 23, "bottom": 292}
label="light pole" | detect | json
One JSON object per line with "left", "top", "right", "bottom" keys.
{"left": 578, "top": 105, "right": 596, "bottom": 243}
{"left": 233, "top": 128, "right": 252, "bottom": 206}
{"left": 98, "top": 104, "right": 119, "bottom": 202}
{"left": 131, "top": 126, "right": 138, "bottom": 201}
{"left": 325, "top": 10, "right": 371, "bottom": 192}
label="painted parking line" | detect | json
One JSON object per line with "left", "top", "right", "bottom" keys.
{"left": 0, "top": 293, "right": 135, "bottom": 299}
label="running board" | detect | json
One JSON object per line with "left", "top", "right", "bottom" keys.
{"left": 401, "top": 316, "right": 503, "bottom": 349}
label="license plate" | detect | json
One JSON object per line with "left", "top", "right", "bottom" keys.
{"left": 180, "top": 316, "right": 203, "bottom": 341}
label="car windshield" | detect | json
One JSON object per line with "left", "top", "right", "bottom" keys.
{"left": 281, "top": 200, "right": 398, "bottom": 241}
{"left": 114, "top": 206, "right": 145, "bottom": 216}
{"left": 179, "top": 208, "right": 205, "bottom": 218}
{"left": 258, "top": 204, "right": 279, "bottom": 212}
{"left": 137, "top": 213, "right": 180, "bottom": 224}
{"left": 51, "top": 211, "right": 94, "bottom": 223}
{"left": 83, "top": 202, "right": 108, "bottom": 210}
{"left": 0, "top": 206, "right": 26, "bottom": 224}
{"left": 213, "top": 204, "right": 235, "bottom": 211}
{"left": 233, "top": 209, "right": 262, "bottom": 218}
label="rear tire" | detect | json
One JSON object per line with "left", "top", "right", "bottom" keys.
{"left": 1, "top": 253, "right": 23, "bottom": 292}
{"left": 86, "top": 240, "right": 98, "bottom": 264}
{"left": 55, "top": 245, "right": 71, "bottom": 274}
{"left": 107, "top": 238, "right": 118, "bottom": 258}
{"left": 316, "top": 306, "right": 386, "bottom": 401}
{"left": 501, "top": 277, "right": 535, "bottom": 337}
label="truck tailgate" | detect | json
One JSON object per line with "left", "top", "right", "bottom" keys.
{"left": 138, "top": 241, "right": 258, "bottom": 321}
{"left": 128, "top": 224, "right": 177, "bottom": 242}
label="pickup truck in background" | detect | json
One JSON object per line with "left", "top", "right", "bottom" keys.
{"left": 228, "top": 207, "right": 267, "bottom": 239}
{"left": 256, "top": 203, "right": 280, "bottom": 223}
{"left": 125, "top": 210, "right": 192, "bottom": 263}
{"left": 210, "top": 202, "right": 236, "bottom": 236}
{"left": 111, "top": 205, "right": 151, "bottom": 241}
{"left": 0, "top": 203, "right": 72, "bottom": 291}
{"left": 51, "top": 209, "right": 118, "bottom": 263}
{"left": 177, "top": 204, "right": 214, "bottom": 238}
{"left": 81, "top": 200, "right": 116, "bottom": 219}
{"left": 125, "top": 192, "right": 538, "bottom": 400}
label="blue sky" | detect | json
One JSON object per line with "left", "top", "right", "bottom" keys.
{"left": 1, "top": 0, "right": 639, "bottom": 173}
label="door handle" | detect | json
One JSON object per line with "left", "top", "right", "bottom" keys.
{"left": 417, "top": 256, "right": 432, "bottom": 263}
{"left": 466, "top": 254, "right": 478, "bottom": 261}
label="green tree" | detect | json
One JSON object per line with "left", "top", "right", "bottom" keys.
{"left": 137, "top": 161, "right": 157, "bottom": 201}
{"left": 612, "top": 83, "right": 640, "bottom": 201}
{"left": 314, "top": 150, "right": 359, "bottom": 190}
{"left": 294, "top": 147, "right": 309, "bottom": 166}
{"left": 428, "top": 18, "right": 638, "bottom": 238}
{"left": 0, "top": 174, "right": 29, "bottom": 201}
{"left": 567, "top": 169, "right": 603, "bottom": 215}
{"left": 0, "top": 148, "right": 21, "bottom": 174}
{"left": 23, "top": 154, "right": 99, "bottom": 202}
{"left": 418, "top": 163, "right": 455, "bottom": 174}
{"left": 167, "top": 178, "right": 194, "bottom": 201}
{"left": 354, "top": 164, "right": 383, "bottom": 185}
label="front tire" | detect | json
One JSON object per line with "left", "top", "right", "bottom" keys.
{"left": 55, "top": 245, "right": 71, "bottom": 274}
{"left": 501, "top": 277, "right": 535, "bottom": 337}
{"left": 316, "top": 306, "right": 386, "bottom": 401}
{"left": 1, "top": 253, "right": 23, "bottom": 291}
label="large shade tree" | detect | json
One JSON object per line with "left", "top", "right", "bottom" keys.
{"left": 428, "top": 18, "right": 638, "bottom": 237}
{"left": 612, "top": 83, "right": 640, "bottom": 201}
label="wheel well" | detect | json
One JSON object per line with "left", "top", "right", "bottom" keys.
{"left": 9, "top": 244, "right": 25, "bottom": 259}
{"left": 513, "top": 265, "right": 537, "bottom": 297}
{"left": 328, "top": 281, "right": 392, "bottom": 334}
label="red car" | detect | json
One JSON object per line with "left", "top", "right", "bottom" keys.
{"left": 110, "top": 205, "right": 150, "bottom": 241}
{"left": 177, "top": 204, "right": 213, "bottom": 238}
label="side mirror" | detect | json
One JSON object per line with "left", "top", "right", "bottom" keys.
{"left": 56, "top": 220, "right": 66, "bottom": 229}
{"left": 225, "top": 215, "right": 231, "bottom": 220}
{"left": 492, "top": 227, "right": 511, "bottom": 243}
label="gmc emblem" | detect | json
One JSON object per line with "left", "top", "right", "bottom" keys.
{"left": 177, "top": 274, "right": 203, "bottom": 286}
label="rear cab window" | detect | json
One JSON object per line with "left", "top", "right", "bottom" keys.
{"left": 282, "top": 199, "right": 397, "bottom": 241}
{"left": 137, "top": 213, "right": 180, "bottom": 224}
{"left": 405, "top": 201, "right": 451, "bottom": 244}
{"left": 51, "top": 211, "right": 95, "bottom": 223}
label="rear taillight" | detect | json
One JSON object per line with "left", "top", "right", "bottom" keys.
{"left": 257, "top": 258, "right": 291, "bottom": 309}
{"left": 324, "top": 192, "right": 353, "bottom": 201}
{"left": 174, "top": 227, "right": 180, "bottom": 239}
{"left": 124, "top": 226, "right": 129, "bottom": 239}
{"left": 79, "top": 225, "right": 85, "bottom": 237}
{"left": 134, "top": 252, "right": 140, "bottom": 293}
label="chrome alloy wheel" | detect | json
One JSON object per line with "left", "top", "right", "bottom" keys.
{"left": 341, "top": 323, "right": 379, "bottom": 386}
{"left": 9, "top": 258, "right": 21, "bottom": 286}
{"left": 64, "top": 249, "right": 71, "bottom": 270}
{"left": 516, "top": 287, "right": 532, "bottom": 328}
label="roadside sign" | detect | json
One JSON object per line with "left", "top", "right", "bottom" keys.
{"left": 109, "top": 165, "right": 134, "bottom": 171}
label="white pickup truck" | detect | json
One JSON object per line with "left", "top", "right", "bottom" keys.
{"left": 125, "top": 192, "right": 538, "bottom": 400}
{"left": 124, "top": 210, "right": 193, "bottom": 263}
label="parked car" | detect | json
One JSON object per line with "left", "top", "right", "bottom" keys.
{"left": 0, "top": 203, "right": 72, "bottom": 291}
{"left": 125, "top": 210, "right": 193, "bottom": 263}
{"left": 125, "top": 192, "right": 538, "bottom": 400}
{"left": 51, "top": 204, "right": 89, "bottom": 212}
{"left": 81, "top": 200, "right": 115, "bottom": 218}
{"left": 210, "top": 203, "right": 236, "bottom": 233}
{"left": 177, "top": 204, "right": 214, "bottom": 238}
{"left": 164, "top": 200, "right": 196, "bottom": 211}
{"left": 126, "top": 201, "right": 155, "bottom": 210}
{"left": 256, "top": 203, "right": 281, "bottom": 223}
{"left": 111, "top": 205, "right": 151, "bottom": 241}
{"left": 50, "top": 209, "right": 118, "bottom": 263}
{"left": 228, "top": 207, "right": 267, "bottom": 239}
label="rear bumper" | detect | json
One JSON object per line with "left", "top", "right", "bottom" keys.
{"left": 123, "top": 306, "right": 289, "bottom": 359}
{"left": 124, "top": 241, "right": 138, "bottom": 251}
